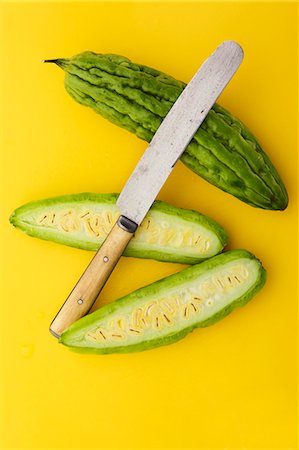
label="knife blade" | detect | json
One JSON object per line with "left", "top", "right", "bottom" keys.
{"left": 50, "top": 40, "right": 243, "bottom": 338}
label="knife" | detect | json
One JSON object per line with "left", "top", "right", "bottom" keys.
{"left": 50, "top": 40, "right": 243, "bottom": 338}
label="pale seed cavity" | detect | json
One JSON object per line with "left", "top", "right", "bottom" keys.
{"left": 85, "top": 263, "right": 250, "bottom": 344}
{"left": 36, "top": 208, "right": 212, "bottom": 254}
{"left": 133, "top": 214, "right": 211, "bottom": 254}
{"left": 36, "top": 208, "right": 119, "bottom": 237}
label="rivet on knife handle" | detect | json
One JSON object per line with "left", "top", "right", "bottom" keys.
{"left": 49, "top": 216, "right": 137, "bottom": 338}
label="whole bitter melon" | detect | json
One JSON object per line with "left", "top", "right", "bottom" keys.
{"left": 60, "top": 249, "right": 266, "bottom": 354}
{"left": 10, "top": 193, "right": 227, "bottom": 264}
{"left": 46, "top": 51, "right": 288, "bottom": 210}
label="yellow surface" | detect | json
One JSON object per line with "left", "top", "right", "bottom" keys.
{"left": 0, "top": 2, "right": 298, "bottom": 449}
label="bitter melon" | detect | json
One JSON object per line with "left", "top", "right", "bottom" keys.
{"left": 9, "top": 193, "right": 227, "bottom": 264}
{"left": 46, "top": 51, "right": 288, "bottom": 210}
{"left": 60, "top": 249, "right": 266, "bottom": 354}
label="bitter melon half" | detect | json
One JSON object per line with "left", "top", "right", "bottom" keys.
{"left": 10, "top": 193, "right": 227, "bottom": 264}
{"left": 46, "top": 51, "right": 288, "bottom": 210}
{"left": 60, "top": 249, "right": 266, "bottom": 354}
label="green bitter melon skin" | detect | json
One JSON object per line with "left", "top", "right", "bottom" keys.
{"left": 60, "top": 249, "right": 266, "bottom": 354}
{"left": 49, "top": 51, "right": 288, "bottom": 210}
{"left": 9, "top": 193, "right": 227, "bottom": 264}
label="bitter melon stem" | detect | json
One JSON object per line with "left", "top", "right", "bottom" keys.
{"left": 43, "top": 58, "right": 67, "bottom": 69}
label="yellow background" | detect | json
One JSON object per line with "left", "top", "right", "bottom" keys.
{"left": 1, "top": 2, "right": 298, "bottom": 449}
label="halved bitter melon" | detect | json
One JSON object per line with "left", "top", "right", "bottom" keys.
{"left": 9, "top": 193, "right": 227, "bottom": 264}
{"left": 60, "top": 249, "right": 266, "bottom": 354}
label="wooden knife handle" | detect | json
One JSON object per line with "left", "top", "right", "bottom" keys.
{"left": 49, "top": 215, "right": 137, "bottom": 338}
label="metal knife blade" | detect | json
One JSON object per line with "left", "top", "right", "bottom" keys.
{"left": 117, "top": 40, "right": 243, "bottom": 224}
